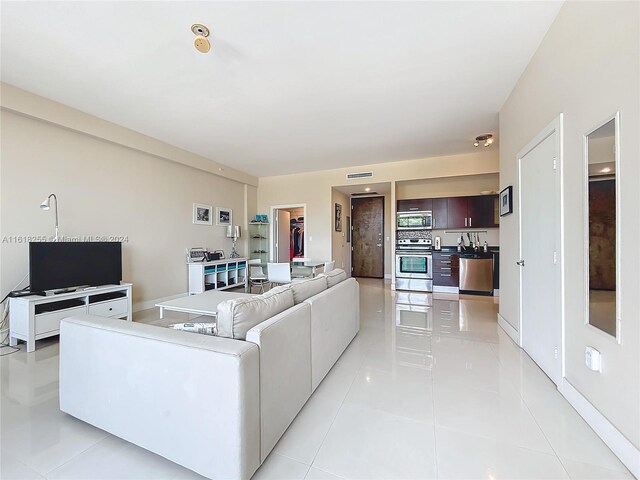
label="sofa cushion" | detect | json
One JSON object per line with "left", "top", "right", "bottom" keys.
{"left": 289, "top": 276, "right": 327, "bottom": 305}
{"left": 217, "top": 289, "right": 294, "bottom": 340}
{"left": 322, "top": 268, "right": 347, "bottom": 288}
{"left": 262, "top": 285, "right": 291, "bottom": 297}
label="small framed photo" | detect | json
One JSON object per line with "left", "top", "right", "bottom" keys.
{"left": 499, "top": 186, "right": 513, "bottom": 216}
{"left": 335, "top": 203, "right": 342, "bottom": 232}
{"left": 216, "top": 207, "right": 232, "bottom": 226}
{"left": 193, "top": 203, "right": 212, "bottom": 225}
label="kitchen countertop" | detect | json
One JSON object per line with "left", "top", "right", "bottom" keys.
{"left": 435, "top": 246, "right": 499, "bottom": 254}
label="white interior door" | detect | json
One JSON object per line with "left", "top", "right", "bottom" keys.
{"left": 519, "top": 128, "right": 562, "bottom": 386}
{"left": 275, "top": 210, "right": 291, "bottom": 262}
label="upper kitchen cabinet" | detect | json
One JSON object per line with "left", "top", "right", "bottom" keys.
{"left": 432, "top": 198, "right": 448, "bottom": 229}
{"left": 447, "top": 197, "right": 468, "bottom": 228}
{"left": 397, "top": 198, "right": 432, "bottom": 212}
{"left": 447, "top": 195, "right": 499, "bottom": 229}
{"left": 467, "top": 195, "right": 499, "bottom": 228}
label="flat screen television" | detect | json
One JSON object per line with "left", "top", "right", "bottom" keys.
{"left": 29, "top": 242, "right": 122, "bottom": 292}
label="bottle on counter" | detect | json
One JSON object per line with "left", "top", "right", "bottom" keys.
{"left": 483, "top": 241, "right": 488, "bottom": 253}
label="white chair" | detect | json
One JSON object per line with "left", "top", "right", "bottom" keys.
{"left": 267, "top": 263, "right": 292, "bottom": 286}
{"left": 323, "top": 260, "right": 336, "bottom": 274}
{"left": 249, "top": 259, "right": 269, "bottom": 294}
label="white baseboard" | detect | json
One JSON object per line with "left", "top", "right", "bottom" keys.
{"left": 384, "top": 274, "right": 392, "bottom": 280}
{"left": 497, "top": 313, "right": 519, "bottom": 345}
{"left": 133, "top": 293, "right": 188, "bottom": 313}
{"left": 561, "top": 379, "right": 640, "bottom": 478}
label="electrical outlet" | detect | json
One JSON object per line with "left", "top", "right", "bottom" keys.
{"left": 585, "top": 346, "right": 602, "bottom": 372}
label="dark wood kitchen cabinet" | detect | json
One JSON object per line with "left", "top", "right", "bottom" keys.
{"left": 467, "top": 195, "right": 499, "bottom": 228}
{"left": 432, "top": 198, "right": 448, "bottom": 229}
{"left": 397, "top": 198, "right": 432, "bottom": 212}
{"left": 446, "top": 195, "right": 499, "bottom": 229}
{"left": 447, "top": 197, "right": 468, "bottom": 228}
{"left": 432, "top": 252, "right": 459, "bottom": 287}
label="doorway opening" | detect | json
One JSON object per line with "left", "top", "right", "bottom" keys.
{"left": 332, "top": 182, "right": 391, "bottom": 279}
{"left": 270, "top": 204, "right": 306, "bottom": 262}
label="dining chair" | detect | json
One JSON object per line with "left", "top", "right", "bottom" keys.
{"left": 324, "top": 260, "right": 336, "bottom": 273}
{"left": 248, "top": 259, "right": 269, "bottom": 294}
{"left": 267, "top": 263, "right": 292, "bottom": 286}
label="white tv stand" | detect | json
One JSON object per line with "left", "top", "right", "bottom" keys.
{"left": 9, "top": 283, "right": 132, "bottom": 353}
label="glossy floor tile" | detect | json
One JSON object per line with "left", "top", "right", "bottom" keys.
{"left": 1, "top": 278, "right": 632, "bottom": 479}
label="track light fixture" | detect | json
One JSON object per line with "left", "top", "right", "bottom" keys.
{"left": 474, "top": 134, "right": 494, "bottom": 148}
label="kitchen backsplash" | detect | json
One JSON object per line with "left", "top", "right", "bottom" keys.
{"left": 430, "top": 228, "right": 500, "bottom": 247}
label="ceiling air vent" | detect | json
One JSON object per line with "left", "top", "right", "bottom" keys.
{"left": 352, "top": 192, "right": 378, "bottom": 196}
{"left": 346, "top": 171, "right": 373, "bottom": 180}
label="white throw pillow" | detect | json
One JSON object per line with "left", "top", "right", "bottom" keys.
{"left": 289, "top": 276, "right": 327, "bottom": 304}
{"left": 321, "top": 268, "right": 347, "bottom": 288}
{"left": 216, "top": 288, "right": 294, "bottom": 340}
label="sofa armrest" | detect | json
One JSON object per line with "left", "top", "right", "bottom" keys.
{"left": 246, "top": 303, "right": 312, "bottom": 461}
{"left": 59, "top": 315, "right": 260, "bottom": 480}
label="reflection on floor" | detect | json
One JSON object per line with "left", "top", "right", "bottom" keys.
{"left": 1, "top": 278, "right": 632, "bottom": 479}
{"left": 589, "top": 289, "right": 616, "bottom": 337}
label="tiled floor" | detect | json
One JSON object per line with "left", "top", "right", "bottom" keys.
{"left": 1, "top": 279, "right": 632, "bottom": 479}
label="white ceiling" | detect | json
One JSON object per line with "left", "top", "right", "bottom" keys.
{"left": 1, "top": 1, "right": 563, "bottom": 177}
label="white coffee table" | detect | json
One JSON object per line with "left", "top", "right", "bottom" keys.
{"left": 156, "top": 290, "right": 253, "bottom": 319}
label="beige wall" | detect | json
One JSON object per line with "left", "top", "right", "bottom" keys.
{"left": 258, "top": 149, "right": 498, "bottom": 275}
{"left": 331, "top": 189, "right": 350, "bottom": 273}
{"left": 1, "top": 88, "right": 257, "bottom": 309}
{"left": 396, "top": 173, "right": 499, "bottom": 200}
{"left": 499, "top": 1, "right": 639, "bottom": 450}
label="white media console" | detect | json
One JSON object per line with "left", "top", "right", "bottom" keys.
{"left": 9, "top": 283, "right": 132, "bottom": 353}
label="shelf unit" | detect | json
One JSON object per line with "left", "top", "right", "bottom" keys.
{"left": 9, "top": 283, "right": 132, "bottom": 353}
{"left": 249, "top": 222, "right": 270, "bottom": 263}
{"left": 188, "top": 258, "right": 248, "bottom": 295}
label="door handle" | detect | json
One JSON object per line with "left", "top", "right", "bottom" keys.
{"left": 516, "top": 260, "right": 525, "bottom": 266}
{"left": 469, "top": 217, "right": 472, "bottom": 227}
{"left": 376, "top": 243, "right": 382, "bottom": 247}
{"left": 464, "top": 218, "right": 467, "bottom": 227}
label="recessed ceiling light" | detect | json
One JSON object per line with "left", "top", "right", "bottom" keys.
{"left": 474, "top": 134, "right": 494, "bottom": 148}
{"left": 191, "top": 23, "right": 211, "bottom": 53}
{"left": 600, "top": 167, "right": 611, "bottom": 173}
{"left": 365, "top": 187, "right": 371, "bottom": 192}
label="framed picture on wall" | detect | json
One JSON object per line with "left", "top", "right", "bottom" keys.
{"left": 499, "top": 186, "right": 513, "bottom": 216}
{"left": 335, "top": 203, "right": 342, "bottom": 232}
{"left": 193, "top": 203, "right": 213, "bottom": 225}
{"left": 216, "top": 207, "right": 232, "bottom": 226}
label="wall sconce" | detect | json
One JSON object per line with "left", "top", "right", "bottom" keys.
{"left": 40, "top": 193, "right": 59, "bottom": 241}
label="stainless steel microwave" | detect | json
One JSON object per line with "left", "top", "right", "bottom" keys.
{"left": 396, "top": 211, "right": 433, "bottom": 230}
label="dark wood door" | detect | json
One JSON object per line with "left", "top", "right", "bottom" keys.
{"left": 447, "top": 197, "right": 468, "bottom": 228}
{"left": 352, "top": 196, "right": 384, "bottom": 278}
{"left": 397, "top": 198, "right": 432, "bottom": 212}
{"left": 432, "top": 198, "right": 448, "bottom": 229}
{"left": 467, "top": 195, "right": 492, "bottom": 228}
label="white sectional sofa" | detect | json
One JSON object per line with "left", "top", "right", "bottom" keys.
{"left": 59, "top": 270, "right": 359, "bottom": 480}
